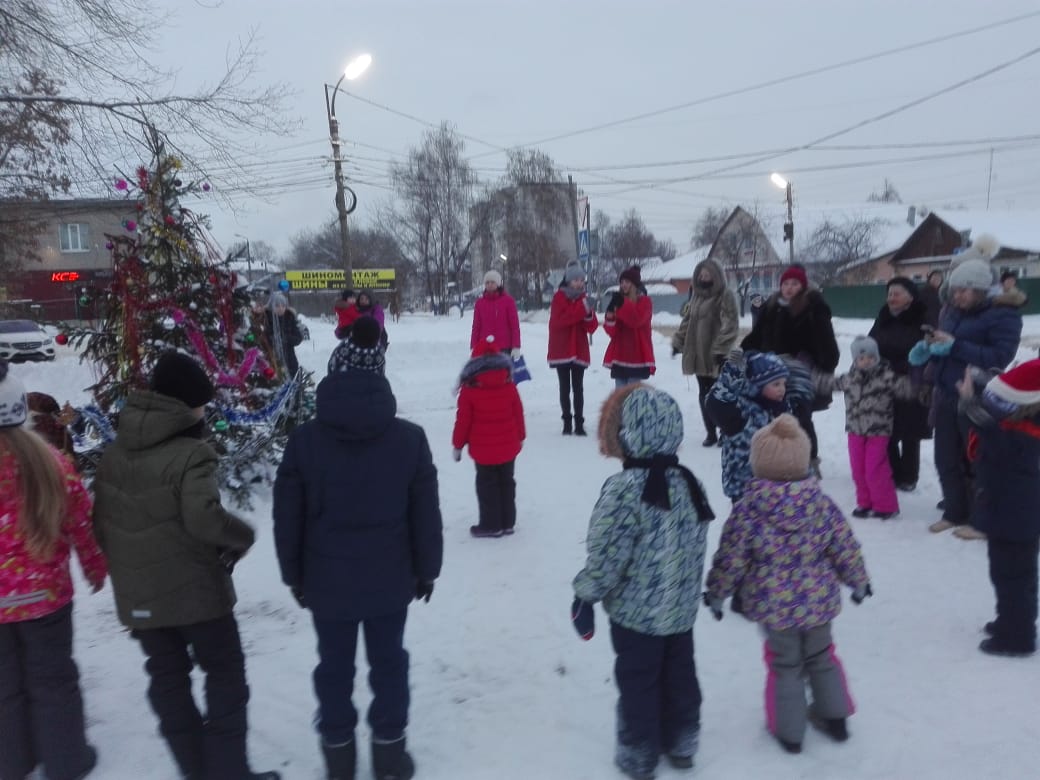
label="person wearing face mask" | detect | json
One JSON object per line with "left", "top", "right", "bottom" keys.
{"left": 867, "top": 277, "right": 932, "bottom": 492}
{"left": 741, "top": 265, "right": 840, "bottom": 474}
{"left": 671, "top": 259, "right": 739, "bottom": 446}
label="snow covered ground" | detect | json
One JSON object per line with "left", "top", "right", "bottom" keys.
{"left": 11, "top": 308, "right": 1040, "bottom": 780}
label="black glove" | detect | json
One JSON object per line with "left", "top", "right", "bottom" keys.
{"left": 571, "top": 597, "right": 595, "bottom": 640}
{"left": 607, "top": 292, "right": 624, "bottom": 312}
{"left": 217, "top": 548, "right": 242, "bottom": 574}
{"left": 672, "top": 347, "right": 681, "bottom": 357}
{"left": 290, "top": 586, "right": 307, "bottom": 609}
{"left": 851, "top": 583, "right": 873, "bottom": 605}
{"left": 703, "top": 592, "right": 724, "bottom": 621}
{"left": 415, "top": 581, "right": 434, "bottom": 603}
{"left": 713, "top": 354, "right": 726, "bottom": 369}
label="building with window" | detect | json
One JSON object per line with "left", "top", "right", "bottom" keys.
{"left": 0, "top": 198, "right": 134, "bottom": 320}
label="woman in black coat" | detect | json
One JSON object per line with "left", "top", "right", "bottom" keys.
{"left": 265, "top": 292, "right": 304, "bottom": 377}
{"left": 740, "top": 265, "right": 839, "bottom": 466}
{"left": 868, "top": 277, "right": 931, "bottom": 490}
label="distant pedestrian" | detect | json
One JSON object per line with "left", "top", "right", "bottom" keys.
{"left": 0, "top": 360, "right": 107, "bottom": 780}
{"left": 470, "top": 270, "right": 521, "bottom": 358}
{"left": 548, "top": 263, "right": 598, "bottom": 435}
{"left": 452, "top": 336, "right": 526, "bottom": 538}
{"left": 334, "top": 289, "right": 360, "bottom": 340}
{"left": 671, "top": 259, "right": 739, "bottom": 446}
{"left": 266, "top": 292, "right": 304, "bottom": 378}
{"left": 603, "top": 266, "right": 655, "bottom": 388}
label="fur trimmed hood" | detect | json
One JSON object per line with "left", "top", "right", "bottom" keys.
{"left": 598, "top": 384, "right": 684, "bottom": 459}
{"left": 457, "top": 351, "right": 513, "bottom": 388}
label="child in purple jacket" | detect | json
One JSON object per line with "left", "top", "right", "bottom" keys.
{"left": 704, "top": 414, "right": 871, "bottom": 754}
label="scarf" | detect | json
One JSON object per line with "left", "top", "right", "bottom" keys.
{"left": 623, "top": 454, "right": 715, "bottom": 519}
{"left": 562, "top": 285, "right": 584, "bottom": 301}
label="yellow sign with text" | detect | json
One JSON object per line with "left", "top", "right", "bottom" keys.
{"left": 284, "top": 269, "right": 396, "bottom": 291}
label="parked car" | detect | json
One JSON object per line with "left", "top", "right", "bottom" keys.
{"left": 0, "top": 320, "right": 56, "bottom": 362}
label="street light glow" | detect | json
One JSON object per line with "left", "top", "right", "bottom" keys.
{"left": 344, "top": 53, "right": 372, "bottom": 81}
{"left": 770, "top": 172, "right": 789, "bottom": 190}
{"left": 499, "top": 254, "right": 508, "bottom": 261}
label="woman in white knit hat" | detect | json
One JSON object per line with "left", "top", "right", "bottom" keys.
{"left": 907, "top": 258, "right": 1023, "bottom": 537}
{"left": 470, "top": 269, "right": 522, "bottom": 361}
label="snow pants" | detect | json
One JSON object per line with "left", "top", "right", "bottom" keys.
{"left": 610, "top": 622, "right": 701, "bottom": 777}
{"left": 988, "top": 536, "right": 1039, "bottom": 652}
{"left": 933, "top": 393, "right": 974, "bottom": 525}
{"left": 0, "top": 603, "right": 94, "bottom": 780}
{"left": 475, "top": 460, "right": 516, "bottom": 533}
{"left": 312, "top": 608, "right": 410, "bottom": 745}
{"left": 762, "top": 623, "right": 855, "bottom": 745}
{"left": 847, "top": 433, "right": 898, "bottom": 514}
{"left": 133, "top": 613, "right": 253, "bottom": 780}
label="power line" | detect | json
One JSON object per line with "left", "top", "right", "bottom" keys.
{"left": 478, "top": 9, "right": 1040, "bottom": 156}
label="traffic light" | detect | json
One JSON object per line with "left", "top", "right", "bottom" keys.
{"left": 783, "top": 222, "right": 794, "bottom": 243}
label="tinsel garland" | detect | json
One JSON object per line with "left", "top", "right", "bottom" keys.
{"left": 170, "top": 308, "right": 271, "bottom": 386}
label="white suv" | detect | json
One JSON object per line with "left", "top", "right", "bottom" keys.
{"left": 0, "top": 320, "right": 56, "bottom": 362}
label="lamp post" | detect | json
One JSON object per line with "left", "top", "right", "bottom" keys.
{"left": 770, "top": 172, "right": 795, "bottom": 265}
{"left": 324, "top": 53, "right": 372, "bottom": 283}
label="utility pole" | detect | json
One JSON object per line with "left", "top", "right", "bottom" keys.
{"left": 986, "top": 147, "right": 994, "bottom": 210}
{"left": 325, "top": 83, "right": 354, "bottom": 280}
{"left": 784, "top": 181, "right": 795, "bottom": 265}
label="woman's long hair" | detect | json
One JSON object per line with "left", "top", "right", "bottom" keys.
{"left": 1, "top": 426, "right": 66, "bottom": 561}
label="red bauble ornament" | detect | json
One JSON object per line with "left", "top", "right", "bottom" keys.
{"left": 164, "top": 215, "right": 176, "bottom": 226}
{"left": 262, "top": 366, "right": 276, "bottom": 379}
{"left": 55, "top": 333, "right": 69, "bottom": 346}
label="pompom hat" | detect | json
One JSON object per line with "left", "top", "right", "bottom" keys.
{"left": 984, "top": 359, "right": 1040, "bottom": 406}
{"left": 850, "top": 335, "right": 879, "bottom": 362}
{"left": 749, "top": 413, "right": 812, "bottom": 481}
{"left": 947, "top": 260, "right": 994, "bottom": 292}
{"left": 484, "top": 270, "right": 503, "bottom": 287}
{"left": 564, "top": 263, "right": 586, "bottom": 283}
{"left": 0, "top": 360, "right": 28, "bottom": 428}
{"left": 619, "top": 266, "right": 642, "bottom": 286}
{"left": 745, "top": 351, "right": 789, "bottom": 393}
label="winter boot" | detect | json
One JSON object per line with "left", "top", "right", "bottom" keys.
{"left": 247, "top": 773, "right": 281, "bottom": 779}
{"left": 562, "top": 415, "right": 573, "bottom": 435}
{"left": 574, "top": 417, "right": 587, "bottom": 436}
{"left": 775, "top": 737, "right": 802, "bottom": 754}
{"left": 322, "top": 738, "right": 356, "bottom": 780}
{"left": 70, "top": 745, "right": 98, "bottom": 780}
{"left": 701, "top": 431, "right": 718, "bottom": 447}
{"left": 371, "top": 737, "right": 415, "bottom": 780}
{"left": 164, "top": 733, "right": 204, "bottom": 780}
{"left": 809, "top": 712, "right": 849, "bottom": 742}
{"left": 979, "top": 637, "right": 1036, "bottom": 657}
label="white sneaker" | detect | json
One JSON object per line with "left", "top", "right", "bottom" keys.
{"left": 953, "top": 525, "right": 987, "bottom": 540}
{"left": 929, "top": 519, "right": 955, "bottom": 533}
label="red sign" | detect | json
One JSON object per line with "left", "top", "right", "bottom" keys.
{"left": 50, "top": 271, "right": 81, "bottom": 282}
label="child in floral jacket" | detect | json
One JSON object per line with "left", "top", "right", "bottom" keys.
{"left": 704, "top": 414, "right": 871, "bottom": 754}
{"left": 0, "top": 361, "right": 107, "bottom": 780}
{"left": 571, "top": 385, "right": 715, "bottom": 780}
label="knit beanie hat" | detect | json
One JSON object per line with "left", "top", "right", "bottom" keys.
{"left": 850, "top": 335, "right": 879, "bottom": 362}
{"left": 564, "top": 263, "right": 586, "bottom": 283}
{"left": 984, "top": 359, "right": 1040, "bottom": 406}
{"left": 151, "top": 352, "right": 215, "bottom": 408}
{"left": 750, "top": 413, "right": 811, "bottom": 481}
{"left": 269, "top": 291, "right": 289, "bottom": 308}
{"left": 330, "top": 316, "right": 386, "bottom": 375}
{"left": 484, "top": 270, "right": 503, "bottom": 287}
{"left": 471, "top": 334, "right": 500, "bottom": 358}
{"left": 352, "top": 315, "right": 381, "bottom": 349}
{"left": 947, "top": 260, "right": 994, "bottom": 292}
{"left": 0, "top": 360, "right": 28, "bottom": 428}
{"left": 619, "top": 266, "right": 642, "bottom": 286}
{"left": 886, "top": 276, "right": 918, "bottom": 299}
{"left": 745, "top": 352, "right": 789, "bottom": 393}
{"left": 779, "top": 265, "right": 808, "bottom": 289}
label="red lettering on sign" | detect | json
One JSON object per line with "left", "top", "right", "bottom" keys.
{"left": 50, "top": 271, "right": 81, "bottom": 282}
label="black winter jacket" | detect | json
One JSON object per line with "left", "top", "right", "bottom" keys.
{"left": 740, "top": 289, "right": 840, "bottom": 373}
{"left": 273, "top": 371, "right": 443, "bottom": 620}
{"left": 869, "top": 299, "right": 932, "bottom": 440}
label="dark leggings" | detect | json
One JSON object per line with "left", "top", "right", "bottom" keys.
{"left": 696, "top": 376, "right": 716, "bottom": 436}
{"left": 556, "top": 365, "right": 586, "bottom": 421}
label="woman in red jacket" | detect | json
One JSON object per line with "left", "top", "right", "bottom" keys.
{"left": 548, "top": 264, "right": 598, "bottom": 435}
{"left": 470, "top": 270, "right": 522, "bottom": 358}
{"left": 603, "top": 266, "right": 655, "bottom": 388}
{"left": 0, "top": 362, "right": 107, "bottom": 780}
{"left": 452, "top": 337, "right": 526, "bottom": 538}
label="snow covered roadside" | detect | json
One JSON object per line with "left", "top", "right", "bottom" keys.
{"left": 9, "top": 311, "right": 1040, "bottom": 779}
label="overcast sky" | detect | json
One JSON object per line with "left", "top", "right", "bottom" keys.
{"left": 155, "top": 0, "right": 1040, "bottom": 259}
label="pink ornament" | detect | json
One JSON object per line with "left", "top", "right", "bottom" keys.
{"left": 202, "top": 182, "right": 211, "bottom": 192}
{"left": 125, "top": 220, "right": 137, "bottom": 232}
{"left": 105, "top": 241, "right": 113, "bottom": 250}
{"left": 164, "top": 215, "right": 176, "bottom": 226}
{"left": 115, "top": 178, "right": 128, "bottom": 191}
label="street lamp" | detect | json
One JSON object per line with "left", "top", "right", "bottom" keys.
{"left": 324, "top": 53, "right": 372, "bottom": 283}
{"left": 771, "top": 173, "right": 795, "bottom": 265}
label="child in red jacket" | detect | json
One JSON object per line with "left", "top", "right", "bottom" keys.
{"left": 452, "top": 336, "right": 526, "bottom": 538}
{"left": 603, "top": 266, "right": 656, "bottom": 388}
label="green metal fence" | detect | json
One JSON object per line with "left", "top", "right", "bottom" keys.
{"left": 822, "top": 279, "right": 1040, "bottom": 319}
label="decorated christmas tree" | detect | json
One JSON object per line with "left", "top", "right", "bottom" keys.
{"left": 61, "top": 132, "right": 312, "bottom": 505}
